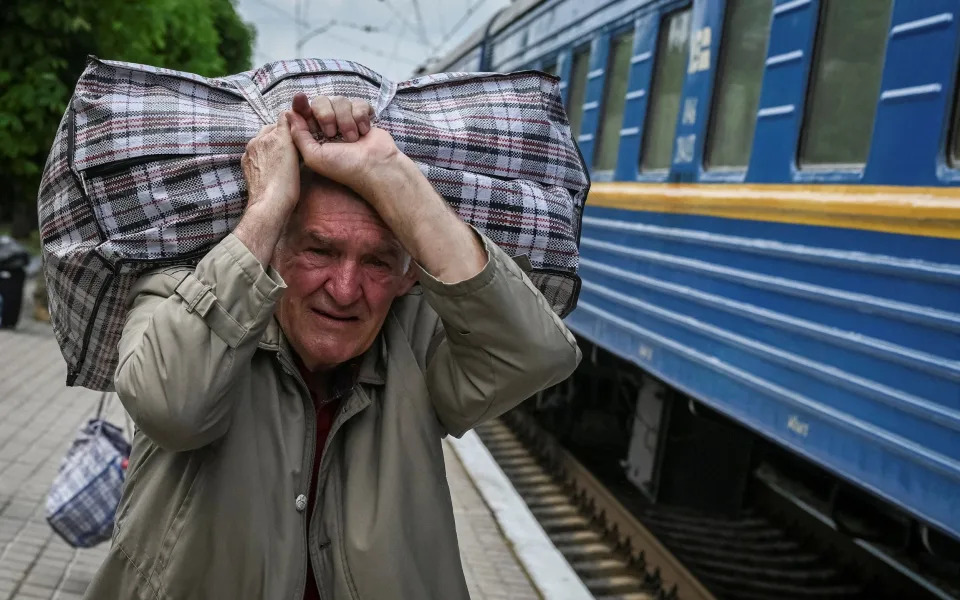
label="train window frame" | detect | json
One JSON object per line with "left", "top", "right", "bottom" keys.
{"left": 797, "top": 0, "right": 894, "bottom": 171}
{"left": 540, "top": 58, "right": 559, "bottom": 77}
{"left": 949, "top": 66, "right": 960, "bottom": 168}
{"left": 565, "top": 43, "right": 593, "bottom": 141}
{"left": 593, "top": 26, "right": 636, "bottom": 173}
{"left": 703, "top": 0, "right": 774, "bottom": 172}
{"left": 640, "top": 6, "right": 693, "bottom": 174}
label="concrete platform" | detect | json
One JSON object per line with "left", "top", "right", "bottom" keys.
{"left": 0, "top": 297, "right": 571, "bottom": 599}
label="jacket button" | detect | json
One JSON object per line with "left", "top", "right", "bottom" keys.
{"left": 295, "top": 494, "right": 307, "bottom": 512}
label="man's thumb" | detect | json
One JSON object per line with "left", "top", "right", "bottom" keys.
{"left": 287, "top": 111, "right": 314, "bottom": 148}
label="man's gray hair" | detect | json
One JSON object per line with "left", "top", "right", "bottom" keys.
{"left": 277, "top": 167, "right": 412, "bottom": 273}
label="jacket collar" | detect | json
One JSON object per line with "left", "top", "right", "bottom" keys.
{"left": 258, "top": 317, "right": 386, "bottom": 386}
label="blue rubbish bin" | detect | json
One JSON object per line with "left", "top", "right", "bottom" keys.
{"left": 0, "top": 236, "right": 29, "bottom": 329}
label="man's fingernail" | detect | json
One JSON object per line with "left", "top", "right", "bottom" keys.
{"left": 324, "top": 126, "right": 336, "bottom": 138}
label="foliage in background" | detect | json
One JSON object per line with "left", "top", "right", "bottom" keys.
{"left": 0, "top": 0, "right": 256, "bottom": 237}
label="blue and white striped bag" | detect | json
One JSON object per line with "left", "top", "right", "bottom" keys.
{"left": 45, "top": 394, "right": 130, "bottom": 548}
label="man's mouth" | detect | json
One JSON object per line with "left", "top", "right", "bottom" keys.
{"left": 311, "top": 308, "right": 358, "bottom": 322}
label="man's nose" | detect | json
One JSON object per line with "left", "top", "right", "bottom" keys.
{"left": 324, "top": 261, "right": 363, "bottom": 307}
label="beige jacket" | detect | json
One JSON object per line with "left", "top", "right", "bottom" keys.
{"left": 83, "top": 232, "right": 580, "bottom": 600}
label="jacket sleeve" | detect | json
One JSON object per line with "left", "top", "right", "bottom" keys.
{"left": 418, "top": 232, "right": 582, "bottom": 437}
{"left": 114, "top": 233, "right": 285, "bottom": 451}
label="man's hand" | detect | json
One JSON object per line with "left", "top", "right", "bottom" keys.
{"left": 289, "top": 93, "right": 487, "bottom": 283}
{"left": 288, "top": 93, "right": 399, "bottom": 201}
{"left": 235, "top": 111, "right": 300, "bottom": 267}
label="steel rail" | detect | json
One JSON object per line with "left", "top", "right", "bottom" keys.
{"left": 505, "top": 411, "right": 717, "bottom": 600}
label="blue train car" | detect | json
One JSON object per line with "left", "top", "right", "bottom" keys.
{"left": 425, "top": 0, "right": 960, "bottom": 563}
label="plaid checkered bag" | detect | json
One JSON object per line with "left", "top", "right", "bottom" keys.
{"left": 39, "top": 57, "right": 589, "bottom": 390}
{"left": 45, "top": 394, "right": 131, "bottom": 548}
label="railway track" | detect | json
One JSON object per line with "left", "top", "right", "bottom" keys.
{"left": 476, "top": 410, "right": 881, "bottom": 600}
{"left": 476, "top": 414, "right": 713, "bottom": 600}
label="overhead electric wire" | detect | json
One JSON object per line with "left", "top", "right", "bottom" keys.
{"left": 377, "top": 0, "right": 430, "bottom": 46}
{"left": 410, "top": 0, "right": 430, "bottom": 46}
{"left": 256, "top": 50, "right": 280, "bottom": 64}
{"left": 323, "top": 29, "right": 423, "bottom": 64}
{"left": 431, "top": 0, "right": 488, "bottom": 55}
{"left": 249, "top": 0, "right": 379, "bottom": 32}
{"left": 388, "top": 17, "right": 410, "bottom": 72}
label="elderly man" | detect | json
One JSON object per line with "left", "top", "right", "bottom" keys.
{"left": 82, "top": 93, "right": 581, "bottom": 600}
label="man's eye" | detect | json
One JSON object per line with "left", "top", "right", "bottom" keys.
{"left": 311, "top": 248, "right": 332, "bottom": 256}
{"left": 367, "top": 258, "right": 391, "bottom": 269}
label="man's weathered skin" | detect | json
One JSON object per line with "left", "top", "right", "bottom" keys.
{"left": 273, "top": 178, "right": 417, "bottom": 372}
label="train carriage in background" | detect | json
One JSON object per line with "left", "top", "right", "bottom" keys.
{"left": 422, "top": 0, "right": 960, "bottom": 594}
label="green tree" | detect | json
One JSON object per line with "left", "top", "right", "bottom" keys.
{"left": 0, "top": 0, "right": 256, "bottom": 237}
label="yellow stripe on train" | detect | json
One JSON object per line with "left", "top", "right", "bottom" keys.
{"left": 588, "top": 183, "right": 960, "bottom": 240}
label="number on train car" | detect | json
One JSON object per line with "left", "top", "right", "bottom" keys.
{"left": 787, "top": 415, "right": 811, "bottom": 438}
{"left": 687, "top": 26, "right": 712, "bottom": 74}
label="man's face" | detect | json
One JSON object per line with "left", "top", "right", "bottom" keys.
{"left": 274, "top": 181, "right": 416, "bottom": 371}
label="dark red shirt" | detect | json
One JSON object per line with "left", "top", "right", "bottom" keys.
{"left": 296, "top": 362, "right": 346, "bottom": 600}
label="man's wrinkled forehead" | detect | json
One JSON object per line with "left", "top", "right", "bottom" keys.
{"left": 294, "top": 176, "right": 399, "bottom": 249}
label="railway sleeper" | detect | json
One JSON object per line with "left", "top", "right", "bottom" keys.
{"left": 530, "top": 503, "right": 581, "bottom": 519}
{"left": 538, "top": 514, "right": 593, "bottom": 533}
{"left": 551, "top": 529, "right": 606, "bottom": 545}
{"left": 510, "top": 472, "right": 554, "bottom": 486}
{"left": 593, "top": 593, "right": 657, "bottom": 600}
{"left": 521, "top": 493, "right": 571, "bottom": 509}
{"left": 479, "top": 441, "right": 521, "bottom": 454}
{"left": 501, "top": 464, "right": 546, "bottom": 478}
{"left": 476, "top": 433, "right": 516, "bottom": 446}
{"left": 483, "top": 446, "right": 528, "bottom": 459}
{"left": 514, "top": 481, "right": 566, "bottom": 496}
{"left": 495, "top": 455, "right": 539, "bottom": 468}
{"left": 582, "top": 574, "right": 650, "bottom": 596}
{"left": 570, "top": 556, "right": 634, "bottom": 578}
{"left": 557, "top": 541, "right": 616, "bottom": 560}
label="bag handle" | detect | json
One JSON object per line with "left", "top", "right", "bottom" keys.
{"left": 92, "top": 391, "right": 134, "bottom": 440}
{"left": 374, "top": 77, "right": 397, "bottom": 122}
{"left": 94, "top": 391, "right": 110, "bottom": 420}
{"left": 230, "top": 74, "right": 275, "bottom": 125}
{"left": 231, "top": 70, "right": 398, "bottom": 126}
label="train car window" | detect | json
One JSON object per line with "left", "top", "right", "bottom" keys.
{"left": 567, "top": 47, "right": 591, "bottom": 138}
{"left": 595, "top": 30, "right": 636, "bottom": 171}
{"left": 641, "top": 8, "right": 692, "bottom": 172}
{"left": 800, "top": 0, "right": 893, "bottom": 166}
{"left": 705, "top": 0, "right": 773, "bottom": 169}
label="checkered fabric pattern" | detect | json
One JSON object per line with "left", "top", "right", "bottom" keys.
{"left": 39, "top": 57, "right": 589, "bottom": 390}
{"left": 45, "top": 419, "right": 130, "bottom": 548}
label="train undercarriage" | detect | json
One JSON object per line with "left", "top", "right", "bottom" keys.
{"left": 512, "top": 335, "right": 960, "bottom": 599}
